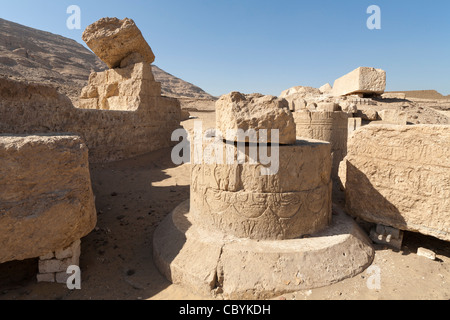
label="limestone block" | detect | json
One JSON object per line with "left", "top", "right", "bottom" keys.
{"left": 82, "top": 17, "right": 155, "bottom": 69}
{"left": 38, "top": 255, "right": 79, "bottom": 274}
{"left": 190, "top": 139, "right": 332, "bottom": 240}
{"left": 417, "top": 248, "right": 436, "bottom": 260}
{"left": 0, "top": 135, "right": 97, "bottom": 263}
{"left": 37, "top": 273, "right": 55, "bottom": 283}
{"left": 357, "top": 108, "right": 379, "bottom": 121}
{"left": 55, "top": 239, "right": 81, "bottom": 260}
{"left": 341, "top": 125, "right": 450, "bottom": 241}
{"left": 216, "top": 92, "right": 296, "bottom": 145}
{"left": 379, "top": 109, "right": 408, "bottom": 125}
{"left": 55, "top": 272, "right": 71, "bottom": 284}
{"left": 282, "top": 93, "right": 307, "bottom": 112}
{"left": 319, "top": 83, "right": 333, "bottom": 94}
{"left": 316, "top": 102, "right": 341, "bottom": 112}
{"left": 332, "top": 67, "right": 386, "bottom": 96}
{"left": 369, "top": 225, "right": 403, "bottom": 250}
{"left": 80, "top": 85, "right": 99, "bottom": 99}
{"left": 119, "top": 52, "right": 146, "bottom": 68}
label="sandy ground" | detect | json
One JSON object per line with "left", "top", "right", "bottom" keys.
{"left": 0, "top": 111, "right": 449, "bottom": 301}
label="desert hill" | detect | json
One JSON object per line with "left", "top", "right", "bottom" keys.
{"left": 0, "top": 18, "right": 215, "bottom": 102}
{"left": 388, "top": 90, "right": 450, "bottom": 100}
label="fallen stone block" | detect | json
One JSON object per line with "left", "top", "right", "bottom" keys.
{"left": 216, "top": 92, "right": 296, "bottom": 145}
{"left": 378, "top": 109, "right": 408, "bottom": 125}
{"left": 0, "top": 135, "right": 97, "bottom": 264}
{"left": 417, "top": 247, "right": 436, "bottom": 261}
{"left": 332, "top": 67, "right": 386, "bottom": 97}
{"left": 341, "top": 125, "right": 450, "bottom": 242}
{"left": 82, "top": 17, "right": 155, "bottom": 69}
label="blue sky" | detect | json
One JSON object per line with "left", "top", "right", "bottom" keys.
{"left": 1, "top": 0, "right": 449, "bottom": 96}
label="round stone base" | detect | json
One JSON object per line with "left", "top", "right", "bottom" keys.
{"left": 153, "top": 200, "right": 374, "bottom": 300}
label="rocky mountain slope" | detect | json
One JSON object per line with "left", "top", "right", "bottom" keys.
{"left": 0, "top": 18, "right": 215, "bottom": 101}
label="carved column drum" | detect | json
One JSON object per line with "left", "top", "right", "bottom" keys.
{"left": 190, "top": 139, "right": 332, "bottom": 240}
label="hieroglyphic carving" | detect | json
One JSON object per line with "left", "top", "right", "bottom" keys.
{"left": 342, "top": 125, "right": 450, "bottom": 241}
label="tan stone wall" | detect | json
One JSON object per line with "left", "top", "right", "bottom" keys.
{"left": 0, "top": 135, "right": 96, "bottom": 264}
{"left": 341, "top": 125, "right": 450, "bottom": 241}
{"left": 0, "top": 77, "right": 181, "bottom": 163}
{"left": 79, "top": 63, "right": 162, "bottom": 111}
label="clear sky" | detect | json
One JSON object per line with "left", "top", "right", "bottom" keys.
{"left": 1, "top": 0, "right": 449, "bottom": 97}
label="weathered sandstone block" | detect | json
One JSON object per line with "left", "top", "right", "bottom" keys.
{"left": 216, "top": 92, "right": 296, "bottom": 145}
{"left": 378, "top": 109, "right": 408, "bottom": 125}
{"left": 332, "top": 67, "right": 386, "bottom": 97}
{"left": 340, "top": 125, "right": 450, "bottom": 241}
{"left": 82, "top": 17, "right": 155, "bottom": 69}
{"left": 79, "top": 62, "right": 161, "bottom": 111}
{"left": 0, "top": 135, "right": 97, "bottom": 263}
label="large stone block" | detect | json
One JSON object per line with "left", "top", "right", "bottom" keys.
{"left": 294, "top": 111, "right": 349, "bottom": 180}
{"left": 216, "top": 92, "right": 296, "bottom": 145}
{"left": 82, "top": 17, "right": 155, "bottom": 69}
{"left": 378, "top": 109, "right": 408, "bottom": 125}
{"left": 340, "top": 125, "right": 450, "bottom": 241}
{"left": 0, "top": 135, "right": 97, "bottom": 263}
{"left": 332, "top": 67, "right": 386, "bottom": 97}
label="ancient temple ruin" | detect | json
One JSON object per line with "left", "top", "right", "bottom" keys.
{"left": 153, "top": 92, "right": 374, "bottom": 299}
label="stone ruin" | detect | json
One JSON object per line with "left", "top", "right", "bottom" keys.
{"left": 154, "top": 65, "right": 450, "bottom": 298}
{"left": 1, "top": 14, "right": 449, "bottom": 297}
{"left": 153, "top": 92, "right": 374, "bottom": 299}
{"left": 79, "top": 18, "right": 161, "bottom": 111}
{"left": 0, "top": 17, "right": 181, "bottom": 283}
{"left": 0, "top": 18, "right": 181, "bottom": 163}
{"left": 0, "top": 135, "right": 96, "bottom": 283}
{"left": 340, "top": 125, "right": 450, "bottom": 242}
